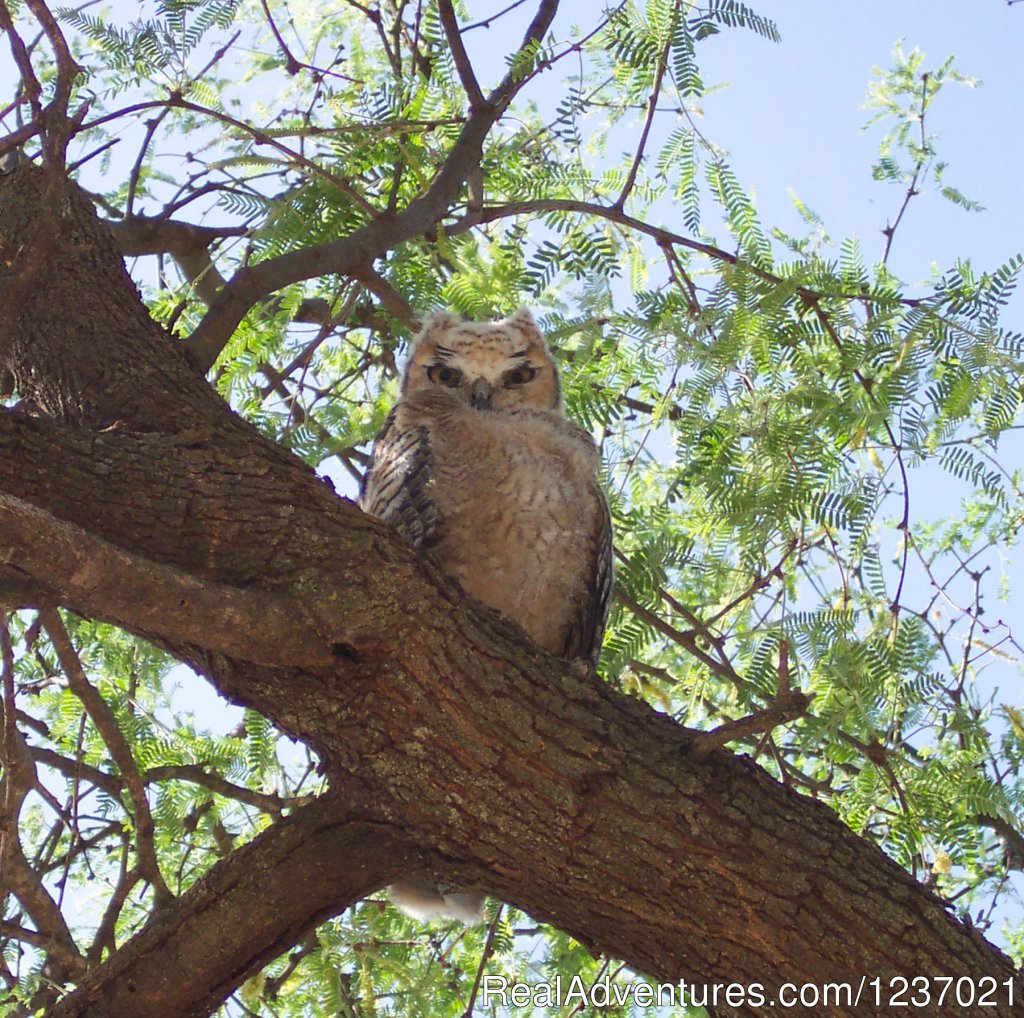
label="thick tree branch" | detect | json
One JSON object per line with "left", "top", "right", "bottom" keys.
{"left": 110, "top": 216, "right": 245, "bottom": 306}
{"left": 108, "top": 214, "right": 338, "bottom": 326}
{"left": 47, "top": 793, "right": 420, "bottom": 1018}
{"left": 0, "top": 489, "right": 341, "bottom": 668}
{"left": 2, "top": 381, "right": 1021, "bottom": 1016}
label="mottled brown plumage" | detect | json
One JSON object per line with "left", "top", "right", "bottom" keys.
{"left": 359, "top": 308, "right": 612, "bottom": 922}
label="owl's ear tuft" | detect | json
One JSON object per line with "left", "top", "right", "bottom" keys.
{"left": 504, "top": 308, "right": 542, "bottom": 342}
{"left": 420, "top": 310, "right": 461, "bottom": 335}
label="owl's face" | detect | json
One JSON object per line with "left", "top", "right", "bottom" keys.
{"left": 403, "top": 309, "right": 561, "bottom": 412}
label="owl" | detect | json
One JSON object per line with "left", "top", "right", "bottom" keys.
{"left": 359, "top": 308, "right": 613, "bottom": 922}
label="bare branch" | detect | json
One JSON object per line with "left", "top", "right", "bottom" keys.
{"left": 689, "top": 688, "right": 814, "bottom": 761}
{"left": 438, "top": 0, "right": 485, "bottom": 110}
{"left": 41, "top": 608, "right": 173, "bottom": 905}
{"left": 463, "top": 0, "right": 531, "bottom": 32}
{"left": 88, "top": 855, "right": 137, "bottom": 965}
{"left": 144, "top": 765, "right": 303, "bottom": 814}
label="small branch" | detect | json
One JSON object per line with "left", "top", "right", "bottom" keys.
{"left": 0, "top": 620, "right": 87, "bottom": 979}
{"left": 263, "top": 931, "right": 318, "bottom": 997}
{"left": 30, "top": 746, "right": 120, "bottom": 796}
{"left": 22, "top": 0, "right": 84, "bottom": 165}
{"left": 978, "top": 813, "right": 1024, "bottom": 870}
{"left": 164, "top": 94, "right": 378, "bottom": 217}
{"left": 613, "top": 586, "right": 742, "bottom": 689}
{"left": 109, "top": 215, "right": 246, "bottom": 304}
{"left": 31, "top": 746, "right": 300, "bottom": 813}
{"left": 462, "top": 903, "right": 504, "bottom": 1018}
{"left": 125, "top": 110, "right": 170, "bottom": 217}
{"left": 145, "top": 764, "right": 303, "bottom": 813}
{"left": 803, "top": 296, "right": 912, "bottom": 623}
{"left": 689, "top": 689, "right": 813, "bottom": 761}
{"left": 0, "top": 3, "right": 42, "bottom": 119}
{"left": 705, "top": 541, "right": 797, "bottom": 627}
{"left": 41, "top": 820, "right": 124, "bottom": 878}
{"left": 351, "top": 264, "right": 418, "bottom": 328}
{"left": 0, "top": 919, "right": 86, "bottom": 983}
{"left": 614, "top": 13, "right": 673, "bottom": 210}
{"left": 457, "top": 198, "right": 922, "bottom": 316}
{"left": 88, "top": 855, "right": 137, "bottom": 964}
{"left": 184, "top": 0, "right": 560, "bottom": 370}
{"left": 41, "top": 608, "right": 174, "bottom": 906}
{"left": 438, "top": 0, "right": 486, "bottom": 110}
{"left": 259, "top": 0, "right": 359, "bottom": 82}
{"left": 260, "top": 0, "right": 302, "bottom": 75}
{"left": 881, "top": 72, "right": 930, "bottom": 265}
{"left": 47, "top": 795, "right": 419, "bottom": 1018}
{"left": 463, "top": 0, "right": 531, "bottom": 31}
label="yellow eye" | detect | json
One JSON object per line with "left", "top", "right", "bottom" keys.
{"left": 504, "top": 366, "right": 537, "bottom": 386}
{"left": 427, "top": 365, "right": 462, "bottom": 386}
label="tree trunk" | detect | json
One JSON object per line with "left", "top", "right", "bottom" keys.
{"left": 1, "top": 165, "right": 1020, "bottom": 1018}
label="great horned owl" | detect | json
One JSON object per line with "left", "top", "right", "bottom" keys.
{"left": 359, "top": 308, "right": 613, "bottom": 922}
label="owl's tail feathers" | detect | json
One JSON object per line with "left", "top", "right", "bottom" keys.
{"left": 388, "top": 879, "right": 485, "bottom": 924}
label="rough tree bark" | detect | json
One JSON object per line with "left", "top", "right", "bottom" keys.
{"left": 0, "top": 158, "right": 1021, "bottom": 1018}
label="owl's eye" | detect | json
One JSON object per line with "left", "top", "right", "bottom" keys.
{"left": 503, "top": 366, "right": 537, "bottom": 387}
{"left": 427, "top": 364, "right": 462, "bottom": 387}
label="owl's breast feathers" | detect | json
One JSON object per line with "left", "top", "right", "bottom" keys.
{"left": 360, "top": 389, "right": 612, "bottom": 664}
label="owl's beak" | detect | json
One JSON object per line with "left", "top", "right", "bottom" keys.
{"left": 468, "top": 378, "right": 493, "bottom": 410}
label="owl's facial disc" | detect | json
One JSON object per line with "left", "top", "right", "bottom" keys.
{"left": 405, "top": 312, "right": 562, "bottom": 410}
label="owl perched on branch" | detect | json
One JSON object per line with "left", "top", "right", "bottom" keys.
{"left": 359, "top": 308, "right": 613, "bottom": 922}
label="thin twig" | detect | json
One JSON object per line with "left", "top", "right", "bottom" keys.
{"left": 464, "top": 0, "right": 531, "bottom": 31}
{"left": 881, "top": 73, "right": 931, "bottom": 265}
{"left": 41, "top": 609, "right": 174, "bottom": 906}
{"left": 614, "top": 11, "right": 673, "bottom": 210}
{"left": 462, "top": 903, "right": 504, "bottom": 1018}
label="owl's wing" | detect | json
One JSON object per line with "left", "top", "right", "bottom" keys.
{"left": 358, "top": 407, "right": 440, "bottom": 549}
{"left": 567, "top": 484, "right": 614, "bottom": 666}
